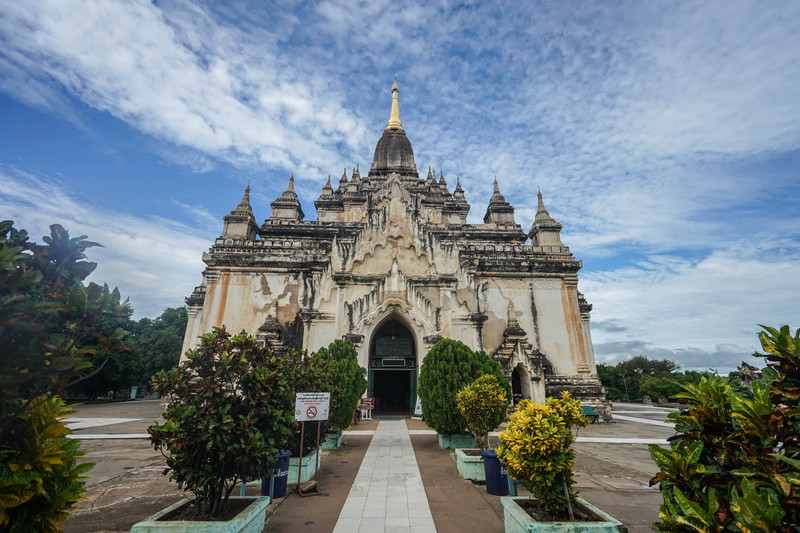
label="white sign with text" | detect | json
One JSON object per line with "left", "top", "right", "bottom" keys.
{"left": 294, "top": 392, "right": 330, "bottom": 421}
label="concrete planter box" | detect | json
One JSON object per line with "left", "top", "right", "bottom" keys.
{"left": 501, "top": 497, "right": 624, "bottom": 533}
{"left": 288, "top": 448, "right": 321, "bottom": 484}
{"left": 130, "top": 496, "right": 269, "bottom": 533}
{"left": 438, "top": 433, "right": 475, "bottom": 449}
{"left": 455, "top": 448, "right": 485, "bottom": 482}
{"left": 320, "top": 430, "right": 343, "bottom": 449}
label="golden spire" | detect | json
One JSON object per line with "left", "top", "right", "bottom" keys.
{"left": 386, "top": 75, "right": 403, "bottom": 131}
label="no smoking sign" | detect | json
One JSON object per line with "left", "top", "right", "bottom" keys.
{"left": 295, "top": 392, "right": 330, "bottom": 421}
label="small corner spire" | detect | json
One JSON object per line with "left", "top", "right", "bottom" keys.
{"left": 493, "top": 178, "right": 500, "bottom": 193}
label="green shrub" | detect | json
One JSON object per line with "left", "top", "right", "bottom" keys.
{"left": 648, "top": 325, "right": 800, "bottom": 532}
{"left": 0, "top": 396, "right": 92, "bottom": 532}
{"left": 417, "top": 338, "right": 510, "bottom": 436}
{"left": 497, "top": 392, "right": 588, "bottom": 518}
{"left": 149, "top": 327, "right": 297, "bottom": 518}
{"left": 317, "top": 339, "right": 367, "bottom": 430}
{"left": 456, "top": 374, "right": 509, "bottom": 451}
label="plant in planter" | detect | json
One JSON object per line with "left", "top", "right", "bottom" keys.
{"left": 457, "top": 374, "right": 510, "bottom": 452}
{"left": 147, "top": 327, "right": 297, "bottom": 522}
{"left": 455, "top": 374, "right": 510, "bottom": 486}
{"left": 648, "top": 325, "right": 800, "bottom": 532}
{"left": 498, "top": 392, "right": 622, "bottom": 530}
{"left": 417, "top": 338, "right": 511, "bottom": 448}
{"left": 317, "top": 339, "right": 367, "bottom": 438}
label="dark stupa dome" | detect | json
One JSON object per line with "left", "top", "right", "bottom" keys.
{"left": 369, "top": 78, "right": 418, "bottom": 178}
{"left": 371, "top": 128, "right": 416, "bottom": 172}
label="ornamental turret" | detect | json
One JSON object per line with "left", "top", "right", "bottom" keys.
{"left": 222, "top": 184, "right": 258, "bottom": 240}
{"left": 529, "top": 190, "right": 563, "bottom": 246}
{"left": 268, "top": 175, "right": 304, "bottom": 221}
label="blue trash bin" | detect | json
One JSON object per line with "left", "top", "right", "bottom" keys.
{"left": 262, "top": 450, "right": 291, "bottom": 498}
{"left": 482, "top": 450, "right": 509, "bottom": 496}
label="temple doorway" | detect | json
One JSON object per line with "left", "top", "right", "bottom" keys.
{"left": 368, "top": 318, "right": 417, "bottom": 414}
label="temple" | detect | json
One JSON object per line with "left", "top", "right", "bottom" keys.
{"left": 182, "top": 80, "right": 608, "bottom": 418}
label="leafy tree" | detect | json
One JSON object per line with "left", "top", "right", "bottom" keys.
{"left": 417, "top": 338, "right": 511, "bottom": 436}
{"left": 317, "top": 339, "right": 367, "bottom": 430}
{"left": 0, "top": 221, "right": 127, "bottom": 530}
{"left": 66, "top": 306, "right": 188, "bottom": 398}
{"left": 649, "top": 325, "right": 800, "bottom": 531}
{"left": 149, "top": 327, "right": 297, "bottom": 519}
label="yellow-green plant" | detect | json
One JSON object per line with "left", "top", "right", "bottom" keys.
{"left": 456, "top": 374, "right": 509, "bottom": 451}
{"left": 0, "top": 396, "right": 92, "bottom": 532}
{"left": 498, "top": 392, "right": 588, "bottom": 518}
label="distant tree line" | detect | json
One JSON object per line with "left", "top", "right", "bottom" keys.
{"left": 66, "top": 306, "right": 187, "bottom": 399}
{"left": 596, "top": 355, "right": 720, "bottom": 402}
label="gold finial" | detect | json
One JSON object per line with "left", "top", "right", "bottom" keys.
{"left": 386, "top": 76, "right": 403, "bottom": 130}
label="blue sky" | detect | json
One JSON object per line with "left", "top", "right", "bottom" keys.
{"left": 1, "top": 0, "right": 798, "bottom": 372}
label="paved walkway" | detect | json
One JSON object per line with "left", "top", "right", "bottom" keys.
{"left": 333, "top": 420, "right": 436, "bottom": 533}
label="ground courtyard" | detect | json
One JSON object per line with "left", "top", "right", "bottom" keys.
{"left": 62, "top": 400, "right": 672, "bottom": 533}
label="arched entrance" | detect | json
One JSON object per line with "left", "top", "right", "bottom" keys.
{"left": 368, "top": 318, "right": 417, "bottom": 414}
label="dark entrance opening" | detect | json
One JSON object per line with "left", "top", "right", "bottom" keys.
{"left": 372, "top": 370, "right": 413, "bottom": 412}
{"left": 512, "top": 367, "right": 523, "bottom": 404}
{"left": 369, "top": 318, "right": 417, "bottom": 414}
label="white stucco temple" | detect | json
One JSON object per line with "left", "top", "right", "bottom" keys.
{"left": 182, "top": 81, "right": 608, "bottom": 418}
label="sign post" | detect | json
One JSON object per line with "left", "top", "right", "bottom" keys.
{"left": 358, "top": 397, "right": 374, "bottom": 421}
{"left": 294, "top": 392, "right": 330, "bottom": 497}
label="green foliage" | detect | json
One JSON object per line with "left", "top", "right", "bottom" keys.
{"left": 1, "top": 221, "right": 128, "bottom": 529}
{"left": 597, "top": 357, "right": 712, "bottom": 402}
{"left": 498, "top": 392, "right": 588, "bottom": 518}
{"left": 67, "top": 306, "right": 188, "bottom": 398}
{"left": 0, "top": 395, "right": 92, "bottom": 532}
{"left": 1, "top": 221, "right": 128, "bottom": 427}
{"left": 317, "top": 339, "right": 367, "bottom": 430}
{"left": 456, "top": 374, "right": 510, "bottom": 451}
{"left": 417, "top": 338, "right": 511, "bottom": 436}
{"left": 649, "top": 325, "right": 800, "bottom": 532}
{"left": 148, "top": 327, "right": 298, "bottom": 518}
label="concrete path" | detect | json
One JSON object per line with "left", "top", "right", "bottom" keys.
{"left": 333, "top": 420, "right": 436, "bottom": 533}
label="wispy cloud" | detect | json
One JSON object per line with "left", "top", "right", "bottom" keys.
{"left": 0, "top": 166, "right": 209, "bottom": 318}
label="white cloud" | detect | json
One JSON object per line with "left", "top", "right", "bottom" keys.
{"left": 0, "top": 166, "right": 210, "bottom": 318}
{"left": 582, "top": 240, "right": 800, "bottom": 372}
{"left": 0, "top": 0, "right": 371, "bottom": 176}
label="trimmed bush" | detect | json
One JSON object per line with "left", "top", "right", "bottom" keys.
{"left": 417, "top": 338, "right": 510, "bottom": 436}
{"left": 317, "top": 339, "right": 367, "bottom": 430}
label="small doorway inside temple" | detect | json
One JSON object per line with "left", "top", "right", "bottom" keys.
{"left": 368, "top": 318, "right": 417, "bottom": 414}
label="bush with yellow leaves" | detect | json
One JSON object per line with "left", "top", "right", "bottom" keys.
{"left": 497, "top": 392, "right": 588, "bottom": 518}
{"left": 456, "top": 374, "right": 510, "bottom": 451}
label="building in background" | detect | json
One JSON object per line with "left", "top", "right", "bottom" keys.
{"left": 182, "top": 81, "right": 607, "bottom": 417}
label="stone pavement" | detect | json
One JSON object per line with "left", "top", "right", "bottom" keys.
{"left": 332, "top": 420, "right": 435, "bottom": 533}
{"left": 61, "top": 401, "right": 674, "bottom": 532}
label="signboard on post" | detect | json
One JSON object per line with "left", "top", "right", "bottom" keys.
{"left": 358, "top": 398, "right": 375, "bottom": 410}
{"left": 295, "top": 392, "right": 330, "bottom": 422}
